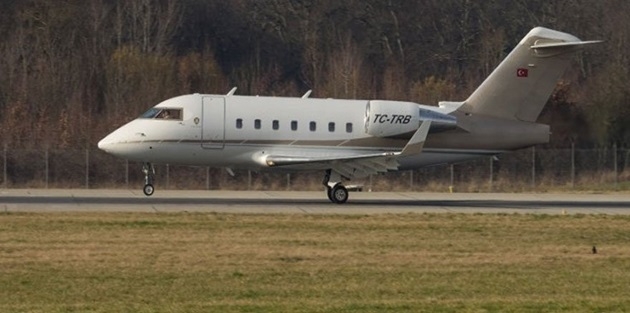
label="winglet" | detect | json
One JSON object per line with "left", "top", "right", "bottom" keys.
{"left": 226, "top": 87, "right": 237, "bottom": 96}
{"left": 302, "top": 90, "right": 312, "bottom": 98}
{"left": 401, "top": 121, "right": 431, "bottom": 156}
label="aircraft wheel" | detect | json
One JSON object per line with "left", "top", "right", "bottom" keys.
{"left": 143, "top": 184, "right": 155, "bottom": 196}
{"left": 326, "top": 186, "right": 334, "bottom": 202}
{"left": 330, "top": 184, "right": 349, "bottom": 204}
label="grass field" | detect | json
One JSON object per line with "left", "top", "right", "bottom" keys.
{"left": 1, "top": 212, "right": 630, "bottom": 312}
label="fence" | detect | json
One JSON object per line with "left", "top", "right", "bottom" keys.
{"left": 1, "top": 145, "right": 628, "bottom": 192}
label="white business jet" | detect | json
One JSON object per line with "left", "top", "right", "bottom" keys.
{"left": 98, "top": 27, "right": 599, "bottom": 203}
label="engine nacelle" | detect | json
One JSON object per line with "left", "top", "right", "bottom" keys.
{"left": 364, "top": 100, "right": 458, "bottom": 137}
{"left": 365, "top": 100, "right": 420, "bottom": 137}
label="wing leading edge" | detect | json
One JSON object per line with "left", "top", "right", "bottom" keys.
{"left": 264, "top": 121, "right": 431, "bottom": 179}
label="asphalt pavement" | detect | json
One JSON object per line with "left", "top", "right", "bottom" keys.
{"left": 1, "top": 189, "right": 629, "bottom": 215}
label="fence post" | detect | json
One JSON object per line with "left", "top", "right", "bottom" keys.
{"left": 531, "top": 146, "right": 536, "bottom": 190}
{"left": 206, "top": 167, "right": 210, "bottom": 190}
{"left": 3, "top": 144, "right": 6, "bottom": 188}
{"left": 286, "top": 173, "right": 291, "bottom": 190}
{"left": 449, "top": 164, "right": 454, "bottom": 191}
{"left": 166, "top": 164, "right": 170, "bottom": 189}
{"left": 489, "top": 157, "right": 493, "bottom": 192}
{"left": 45, "top": 147, "right": 49, "bottom": 189}
{"left": 409, "top": 170, "right": 414, "bottom": 190}
{"left": 248, "top": 170, "right": 252, "bottom": 190}
{"left": 125, "top": 159, "right": 129, "bottom": 188}
{"left": 571, "top": 142, "right": 575, "bottom": 189}
{"left": 85, "top": 148, "right": 89, "bottom": 189}
{"left": 626, "top": 149, "right": 630, "bottom": 179}
{"left": 614, "top": 143, "right": 618, "bottom": 189}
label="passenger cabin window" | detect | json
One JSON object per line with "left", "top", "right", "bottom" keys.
{"left": 254, "top": 119, "right": 261, "bottom": 129}
{"left": 236, "top": 119, "right": 243, "bottom": 129}
{"left": 140, "top": 108, "right": 182, "bottom": 120}
{"left": 309, "top": 121, "right": 316, "bottom": 132}
{"left": 272, "top": 120, "right": 279, "bottom": 130}
{"left": 291, "top": 120, "right": 298, "bottom": 131}
{"left": 346, "top": 123, "right": 353, "bottom": 133}
{"left": 328, "top": 122, "right": 335, "bottom": 132}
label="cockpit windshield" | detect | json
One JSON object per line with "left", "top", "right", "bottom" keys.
{"left": 139, "top": 108, "right": 183, "bottom": 120}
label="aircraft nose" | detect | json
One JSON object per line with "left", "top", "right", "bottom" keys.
{"left": 98, "top": 128, "right": 126, "bottom": 154}
{"left": 97, "top": 135, "right": 113, "bottom": 152}
{"left": 97, "top": 137, "right": 107, "bottom": 151}
{"left": 97, "top": 125, "right": 147, "bottom": 161}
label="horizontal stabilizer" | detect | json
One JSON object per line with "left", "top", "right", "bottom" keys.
{"left": 530, "top": 40, "right": 603, "bottom": 49}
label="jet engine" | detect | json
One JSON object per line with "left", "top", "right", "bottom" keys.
{"left": 364, "top": 101, "right": 420, "bottom": 137}
{"left": 365, "top": 100, "right": 456, "bottom": 137}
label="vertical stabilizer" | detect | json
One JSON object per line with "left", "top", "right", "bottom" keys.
{"left": 459, "top": 27, "right": 600, "bottom": 122}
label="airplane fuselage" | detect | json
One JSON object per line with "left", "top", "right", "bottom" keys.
{"left": 98, "top": 94, "right": 548, "bottom": 171}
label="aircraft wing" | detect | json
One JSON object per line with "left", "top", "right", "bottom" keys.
{"left": 264, "top": 121, "right": 431, "bottom": 179}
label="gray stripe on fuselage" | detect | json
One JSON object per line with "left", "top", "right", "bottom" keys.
{"left": 114, "top": 139, "right": 503, "bottom": 155}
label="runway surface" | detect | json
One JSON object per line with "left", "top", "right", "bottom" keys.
{"left": 1, "top": 189, "right": 629, "bottom": 214}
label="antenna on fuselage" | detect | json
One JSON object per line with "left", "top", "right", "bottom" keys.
{"left": 301, "top": 90, "right": 312, "bottom": 99}
{"left": 226, "top": 87, "right": 237, "bottom": 96}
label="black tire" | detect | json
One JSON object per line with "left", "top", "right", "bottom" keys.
{"left": 326, "top": 186, "right": 334, "bottom": 202}
{"left": 331, "top": 185, "right": 349, "bottom": 204}
{"left": 143, "top": 184, "right": 155, "bottom": 196}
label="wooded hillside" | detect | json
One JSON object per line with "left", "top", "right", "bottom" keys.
{"left": 0, "top": 0, "right": 627, "bottom": 149}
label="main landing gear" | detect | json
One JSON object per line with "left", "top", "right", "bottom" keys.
{"left": 142, "top": 162, "right": 155, "bottom": 196}
{"left": 323, "top": 170, "right": 349, "bottom": 204}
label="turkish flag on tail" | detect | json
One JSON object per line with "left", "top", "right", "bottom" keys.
{"left": 516, "top": 68, "right": 528, "bottom": 77}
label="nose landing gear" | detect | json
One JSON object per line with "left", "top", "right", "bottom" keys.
{"left": 142, "top": 162, "right": 155, "bottom": 196}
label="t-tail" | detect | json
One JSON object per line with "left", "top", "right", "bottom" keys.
{"left": 458, "top": 27, "right": 601, "bottom": 122}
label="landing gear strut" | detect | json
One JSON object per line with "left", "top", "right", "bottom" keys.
{"left": 323, "top": 170, "right": 349, "bottom": 204}
{"left": 142, "top": 162, "right": 155, "bottom": 196}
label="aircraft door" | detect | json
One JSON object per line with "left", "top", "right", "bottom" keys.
{"left": 201, "top": 96, "right": 225, "bottom": 149}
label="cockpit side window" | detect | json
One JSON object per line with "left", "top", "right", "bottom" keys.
{"left": 156, "top": 108, "right": 182, "bottom": 120}
{"left": 139, "top": 108, "right": 183, "bottom": 120}
{"left": 139, "top": 108, "right": 161, "bottom": 119}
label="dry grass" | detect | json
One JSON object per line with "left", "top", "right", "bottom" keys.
{"left": 1, "top": 213, "right": 630, "bottom": 312}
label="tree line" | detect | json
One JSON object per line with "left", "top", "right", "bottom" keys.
{"left": 0, "top": 0, "right": 628, "bottom": 149}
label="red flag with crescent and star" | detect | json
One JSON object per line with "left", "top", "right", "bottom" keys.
{"left": 516, "top": 68, "right": 528, "bottom": 77}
